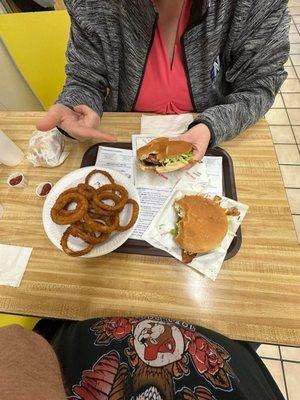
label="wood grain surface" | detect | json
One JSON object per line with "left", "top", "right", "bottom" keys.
{"left": 0, "top": 112, "right": 299, "bottom": 345}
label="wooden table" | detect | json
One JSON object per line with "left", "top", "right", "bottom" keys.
{"left": 0, "top": 112, "right": 300, "bottom": 345}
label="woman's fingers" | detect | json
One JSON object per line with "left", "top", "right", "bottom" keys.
{"left": 36, "top": 104, "right": 73, "bottom": 131}
{"left": 192, "top": 146, "right": 203, "bottom": 162}
{"left": 36, "top": 112, "right": 61, "bottom": 131}
{"left": 66, "top": 123, "right": 117, "bottom": 142}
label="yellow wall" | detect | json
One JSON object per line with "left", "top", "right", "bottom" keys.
{"left": 0, "top": 10, "right": 70, "bottom": 110}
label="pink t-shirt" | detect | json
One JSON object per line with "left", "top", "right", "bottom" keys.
{"left": 134, "top": 0, "right": 193, "bottom": 114}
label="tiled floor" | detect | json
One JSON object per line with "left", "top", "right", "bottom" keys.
{"left": 261, "top": 4, "right": 300, "bottom": 399}
{"left": 265, "top": 9, "right": 300, "bottom": 246}
{"left": 258, "top": 345, "right": 300, "bottom": 400}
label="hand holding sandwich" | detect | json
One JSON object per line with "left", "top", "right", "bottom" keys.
{"left": 175, "top": 123, "right": 211, "bottom": 167}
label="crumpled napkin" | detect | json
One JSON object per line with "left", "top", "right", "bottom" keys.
{"left": 140, "top": 114, "right": 194, "bottom": 135}
{"left": 27, "top": 128, "right": 69, "bottom": 167}
{"left": 143, "top": 181, "right": 249, "bottom": 281}
{"left": 0, "top": 244, "right": 32, "bottom": 287}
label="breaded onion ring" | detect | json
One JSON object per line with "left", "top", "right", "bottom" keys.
{"left": 51, "top": 192, "right": 88, "bottom": 224}
{"left": 117, "top": 199, "right": 139, "bottom": 231}
{"left": 85, "top": 169, "right": 115, "bottom": 185}
{"left": 84, "top": 211, "right": 119, "bottom": 233}
{"left": 94, "top": 184, "right": 128, "bottom": 211}
{"left": 70, "top": 222, "right": 110, "bottom": 244}
{"left": 60, "top": 226, "right": 94, "bottom": 257}
{"left": 77, "top": 183, "right": 96, "bottom": 200}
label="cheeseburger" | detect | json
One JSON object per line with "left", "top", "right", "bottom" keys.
{"left": 137, "top": 137, "right": 194, "bottom": 173}
{"left": 171, "top": 195, "right": 229, "bottom": 263}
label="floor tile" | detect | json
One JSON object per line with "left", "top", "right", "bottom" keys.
{"left": 270, "top": 126, "right": 296, "bottom": 143}
{"left": 280, "top": 165, "right": 300, "bottom": 187}
{"left": 290, "top": 24, "right": 298, "bottom": 34}
{"left": 287, "top": 108, "right": 300, "bottom": 124}
{"left": 283, "top": 361, "right": 300, "bottom": 400}
{"left": 290, "top": 43, "right": 300, "bottom": 54}
{"left": 257, "top": 344, "right": 280, "bottom": 359}
{"left": 293, "top": 15, "right": 300, "bottom": 24}
{"left": 289, "top": 32, "right": 300, "bottom": 43}
{"left": 282, "top": 93, "right": 300, "bottom": 107}
{"left": 285, "top": 57, "right": 292, "bottom": 67}
{"left": 281, "top": 346, "right": 300, "bottom": 362}
{"left": 265, "top": 109, "right": 290, "bottom": 125}
{"left": 294, "top": 126, "right": 300, "bottom": 143}
{"left": 290, "top": 6, "right": 300, "bottom": 16}
{"left": 290, "top": 54, "right": 300, "bottom": 65}
{"left": 273, "top": 93, "right": 285, "bottom": 108}
{"left": 275, "top": 144, "right": 300, "bottom": 164}
{"left": 262, "top": 359, "right": 287, "bottom": 399}
{"left": 281, "top": 79, "right": 300, "bottom": 93}
{"left": 294, "top": 65, "right": 300, "bottom": 78}
{"left": 285, "top": 66, "right": 297, "bottom": 78}
{"left": 286, "top": 189, "right": 300, "bottom": 214}
{"left": 292, "top": 215, "right": 300, "bottom": 242}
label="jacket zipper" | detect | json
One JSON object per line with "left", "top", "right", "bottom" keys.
{"left": 132, "top": 13, "right": 158, "bottom": 110}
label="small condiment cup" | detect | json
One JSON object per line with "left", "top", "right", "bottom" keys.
{"left": 35, "top": 182, "right": 52, "bottom": 198}
{"left": 7, "top": 172, "right": 28, "bottom": 188}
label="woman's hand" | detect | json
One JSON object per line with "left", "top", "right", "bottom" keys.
{"left": 173, "top": 123, "right": 211, "bottom": 168}
{"left": 36, "top": 103, "right": 117, "bottom": 142}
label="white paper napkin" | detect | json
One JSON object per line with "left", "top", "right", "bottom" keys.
{"left": 143, "top": 181, "right": 248, "bottom": 281}
{"left": 0, "top": 244, "right": 32, "bottom": 287}
{"left": 140, "top": 114, "right": 194, "bottom": 135}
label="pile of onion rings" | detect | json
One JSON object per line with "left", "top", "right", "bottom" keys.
{"left": 50, "top": 169, "right": 139, "bottom": 257}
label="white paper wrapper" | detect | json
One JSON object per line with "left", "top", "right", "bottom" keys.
{"left": 132, "top": 134, "right": 208, "bottom": 189}
{"left": 141, "top": 114, "right": 194, "bottom": 135}
{"left": 27, "top": 128, "right": 69, "bottom": 167}
{"left": 143, "top": 181, "right": 249, "bottom": 280}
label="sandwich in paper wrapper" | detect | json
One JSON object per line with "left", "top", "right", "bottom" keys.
{"left": 143, "top": 181, "right": 249, "bottom": 280}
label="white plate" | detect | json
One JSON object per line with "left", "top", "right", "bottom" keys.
{"left": 43, "top": 167, "right": 140, "bottom": 258}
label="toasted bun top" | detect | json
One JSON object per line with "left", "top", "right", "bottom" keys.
{"left": 175, "top": 195, "right": 228, "bottom": 254}
{"left": 137, "top": 137, "right": 193, "bottom": 161}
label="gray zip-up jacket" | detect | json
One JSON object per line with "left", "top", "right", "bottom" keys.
{"left": 57, "top": 0, "right": 290, "bottom": 146}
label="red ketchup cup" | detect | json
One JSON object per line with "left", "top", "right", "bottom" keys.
{"left": 7, "top": 172, "right": 28, "bottom": 188}
{"left": 36, "top": 182, "right": 52, "bottom": 198}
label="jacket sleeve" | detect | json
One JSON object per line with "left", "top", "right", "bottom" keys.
{"left": 190, "top": 0, "right": 290, "bottom": 147}
{"left": 56, "top": 3, "right": 108, "bottom": 115}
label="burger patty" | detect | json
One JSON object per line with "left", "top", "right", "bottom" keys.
{"left": 143, "top": 154, "right": 162, "bottom": 166}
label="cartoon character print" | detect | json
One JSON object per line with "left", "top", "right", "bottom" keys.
{"left": 133, "top": 320, "right": 184, "bottom": 366}
{"left": 69, "top": 317, "right": 237, "bottom": 400}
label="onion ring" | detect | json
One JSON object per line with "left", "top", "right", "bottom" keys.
{"left": 77, "top": 183, "right": 96, "bottom": 200}
{"left": 51, "top": 171, "right": 138, "bottom": 257}
{"left": 85, "top": 169, "right": 115, "bottom": 185}
{"left": 51, "top": 192, "right": 88, "bottom": 224}
{"left": 92, "top": 191, "right": 124, "bottom": 216}
{"left": 117, "top": 199, "right": 139, "bottom": 231}
{"left": 70, "top": 222, "right": 111, "bottom": 244}
{"left": 94, "top": 184, "right": 128, "bottom": 211}
{"left": 84, "top": 212, "right": 119, "bottom": 233}
{"left": 60, "top": 226, "right": 94, "bottom": 257}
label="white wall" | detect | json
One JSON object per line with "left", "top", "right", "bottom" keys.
{"left": 0, "top": 39, "right": 43, "bottom": 111}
